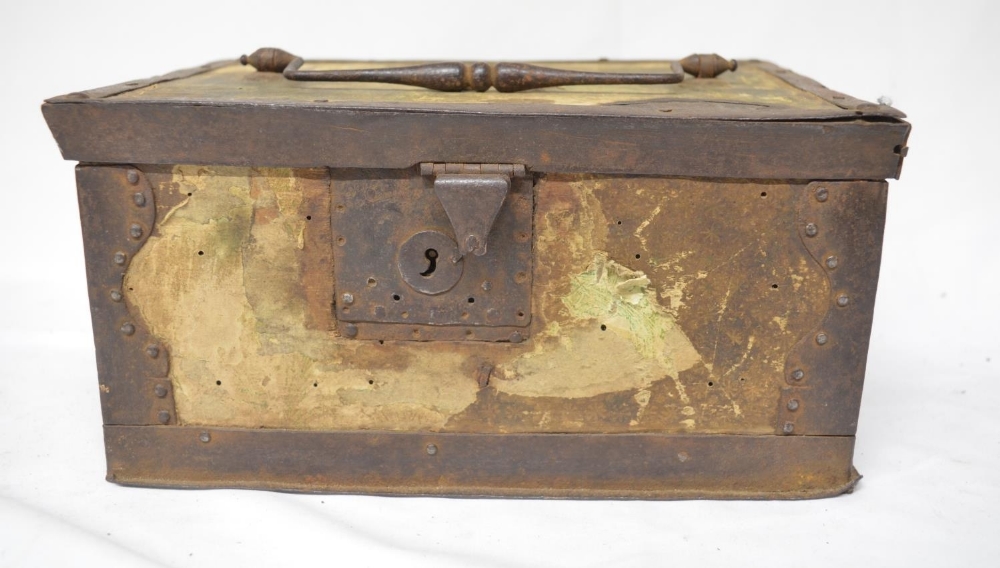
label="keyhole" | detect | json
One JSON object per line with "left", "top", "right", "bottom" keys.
{"left": 420, "top": 248, "right": 438, "bottom": 277}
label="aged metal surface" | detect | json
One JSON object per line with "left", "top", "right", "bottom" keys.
{"left": 331, "top": 168, "right": 533, "bottom": 341}
{"left": 76, "top": 166, "right": 173, "bottom": 425}
{"left": 243, "top": 48, "right": 736, "bottom": 92}
{"left": 779, "top": 181, "right": 888, "bottom": 436}
{"left": 45, "top": 54, "right": 907, "bottom": 499}
{"left": 42, "top": 103, "right": 910, "bottom": 180}
{"left": 120, "top": 168, "right": 842, "bottom": 434}
{"left": 104, "top": 426, "right": 860, "bottom": 499}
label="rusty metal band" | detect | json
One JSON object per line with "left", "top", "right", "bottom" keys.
{"left": 105, "top": 426, "right": 860, "bottom": 499}
{"left": 77, "top": 165, "right": 173, "bottom": 425}
{"left": 43, "top": 104, "right": 909, "bottom": 180}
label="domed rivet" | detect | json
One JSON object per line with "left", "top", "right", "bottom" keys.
{"left": 199, "top": 432, "right": 211, "bottom": 443}
{"left": 426, "top": 443, "right": 438, "bottom": 455}
{"left": 787, "top": 399, "right": 800, "bottom": 411}
{"left": 129, "top": 224, "right": 143, "bottom": 239}
{"left": 837, "top": 294, "right": 850, "bottom": 307}
{"left": 113, "top": 252, "right": 127, "bottom": 265}
{"left": 154, "top": 383, "right": 168, "bottom": 398}
{"left": 157, "top": 410, "right": 170, "bottom": 424}
{"left": 132, "top": 192, "right": 147, "bottom": 207}
{"left": 782, "top": 422, "right": 795, "bottom": 434}
{"left": 815, "top": 187, "right": 829, "bottom": 202}
{"left": 126, "top": 170, "right": 140, "bottom": 185}
{"left": 816, "top": 332, "right": 828, "bottom": 346}
{"left": 826, "top": 256, "right": 839, "bottom": 269}
{"left": 791, "top": 369, "right": 804, "bottom": 381}
{"left": 146, "top": 345, "right": 160, "bottom": 358}
{"left": 804, "top": 223, "right": 818, "bottom": 237}
{"left": 509, "top": 331, "right": 523, "bottom": 344}
{"left": 110, "top": 290, "right": 123, "bottom": 302}
{"left": 343, "top": 323, "right": 358, "bottom": 338}
{"left": 120, "top": 323, "right": 135, "bottom": 336}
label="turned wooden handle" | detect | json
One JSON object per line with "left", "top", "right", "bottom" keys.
{"left": 240, "top": 48, "right": 737, "bottom": 93}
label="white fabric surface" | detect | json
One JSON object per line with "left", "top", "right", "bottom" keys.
{"left": 2, "top": 1, "right": 997, "bottom": 566}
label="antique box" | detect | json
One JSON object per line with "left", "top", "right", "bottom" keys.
{"left": 43, "top": 48, "right": 909, "bottom": 499}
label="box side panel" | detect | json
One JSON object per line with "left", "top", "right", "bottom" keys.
{"left": 104, "top": 426, "right": 859, "bottom": 500}
{"left": 114, "top": 167, "right": 890, "bottom": 436}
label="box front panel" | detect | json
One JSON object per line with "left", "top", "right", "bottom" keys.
{"left": 103, "top": 166, "right": 884, "bottom": 438}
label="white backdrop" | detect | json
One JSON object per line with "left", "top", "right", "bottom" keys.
{"left": 2, "top": 1, "right": 997, "bottom": 566}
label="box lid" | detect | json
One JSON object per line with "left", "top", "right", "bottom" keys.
{"left": 43, "top": 53, "right": 910, "bottom": 180}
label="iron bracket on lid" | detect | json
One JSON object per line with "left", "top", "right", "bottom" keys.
{"left": 421, "top": 162, "right": 527, "bottom": 258}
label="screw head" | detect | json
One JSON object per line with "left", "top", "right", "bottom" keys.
{"left": 787, "top": 399, "right": 800, "bottom": 411}
{"left": 157, "top": 410, "right": 170, "bottom": 424}
{"left": 804, "top": 223, "right": 818, "bottom": 237}
{"left": 837, "top": 294, "right": 850, "bottom": 307}
{"left": 791, "top": 369, "right": 804, "bottom": 381}
{"left": 816, "top": 332, "right": 829, "bottom": 345}
{"left": 509, "top": 331, "right": 523, "bottom": 344}
{"left": 126, "top": 170, "right": 140, "bottom": 185}
{"left": 826, "top": 256, "right": 839, "bottom": 269}
{"left": 113, "top": 252, "right": 127, "bottom": 265}
{"left": 815, "top": 187, "right": 829, "bottom": 202}
{"left": 426, "top": 443, "right": 438, "bottom": 455}
{"left": 343, "top": 323, "right": 358, "bottom": 338}
{"left": 782, "top": 422, "right": 795, "bottom": 434}
{"left": 132, "top": 192, "right": 147, "bottom": 207}
{"left": 129, "top": 224, "right": 143, "bottom": 239}
{"left": 110, "top": 290, "right": 123, "bottom": 302}
{"left": 154, "top": 383, "right": 168, "bottom": 398}
{"left": 342, "top": 293, "right": 354, "bottom": 306}
{"left": 146, "top": 344, "right": 160, "bottom": 358}
{"left": 120, "top": 322, "right": 135, "bottom": 336}
{"left": 199, "top": 432, "right": 211, "bottom": 443}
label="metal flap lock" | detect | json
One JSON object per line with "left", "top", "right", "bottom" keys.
{"left": 332, "top": 163, "right": 533, "bottom": 342}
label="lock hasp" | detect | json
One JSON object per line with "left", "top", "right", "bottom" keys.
{"left": 331, "top": 165, "right": 533, "bottom": 342}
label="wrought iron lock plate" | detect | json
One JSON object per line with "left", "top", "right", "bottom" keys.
{"left": 331, "top": 164, "right": 533, "bottom": 342}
